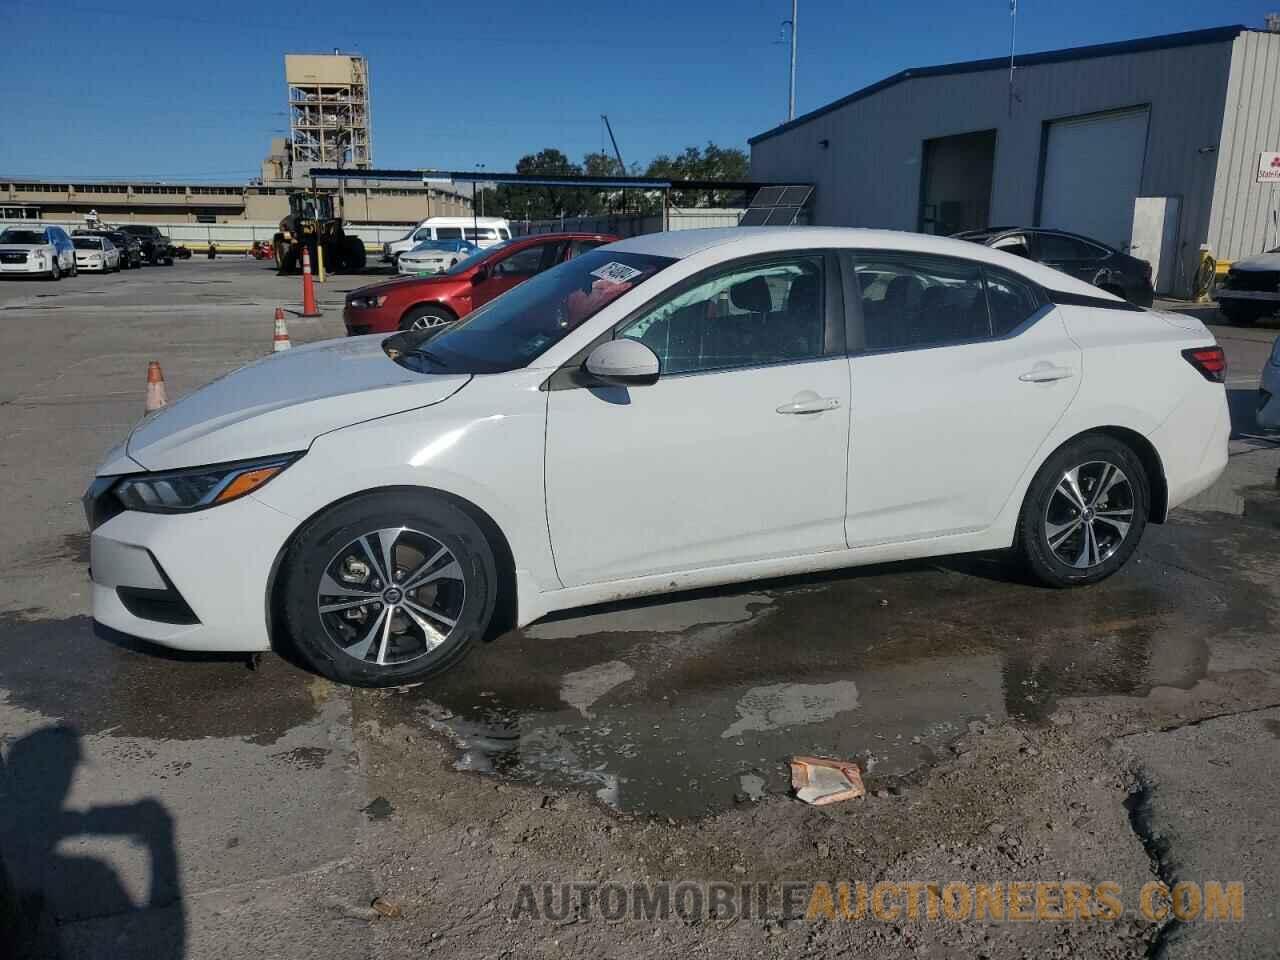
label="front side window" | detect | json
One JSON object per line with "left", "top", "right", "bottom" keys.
{"left": 855, "top": 252, "right": 989, "bottom": 350}
{"left": 990, "top": 234, "right": 1033, "bottom": 260}
{"left": 492, "top": 243, "right": 550, "bottom": 277}
{"left": 617, "top": 256, "right": 826, "bottom": 376}
{"left": 1037, "top": 233, "right": 1104, "bottom": 261}
{"left": 401, "top": 249, "right": 674, "bottom": 374}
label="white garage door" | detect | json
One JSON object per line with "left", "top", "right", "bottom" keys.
{"left": 1040, "top": 108, "right": 1149, "bottom": 251}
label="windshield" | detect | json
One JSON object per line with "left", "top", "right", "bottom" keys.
{"left": 399, "top": 249, "right": 674, "bottom": 374}
{"left": 1, "top": 229, "right": 46, "bottom": 245}
{"left": 72, "top": 238, "right": 102, "bottom": 249}
{"left": 444, "top": 239, "right": 514, "bottom": 276}
{"left": 410, "top": 240, "right": 472, "bottom": 254}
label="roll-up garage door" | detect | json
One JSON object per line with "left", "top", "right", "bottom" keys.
{"left": 1039, "top": 107, "right": 1149, "bottom": 251}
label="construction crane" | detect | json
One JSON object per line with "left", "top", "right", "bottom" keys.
{"left": 601, "top": 114, "right": 625, "bottom": 175}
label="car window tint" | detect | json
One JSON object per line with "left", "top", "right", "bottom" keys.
{"left": 617, "top": 256, "right": 825, "bottom": 375}
{"left": 493, "top": 244, "right": 548, "bottom": 276}
{"left": 991, "top": 235, "right": 1033, "bottom": 260}
{"left": 1038, "top": 234, "right": 1101, "bottom": 261}
{"left": 856, "top": 253, "right": 989, "bottom": 350}
{"left": 435, "top": 227, "right": 463, "bottom": 240}
{"left": 985, "top": 268, "right": 1042, "bottom": 336}
{"left": 567, "top": 239, "right": 607, "bottom": 259}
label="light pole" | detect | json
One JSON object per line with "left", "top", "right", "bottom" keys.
{"left": 475, "top": 163, "right": 486, "bottom": 221}
{"left": 787, "top": 0, "right": 797, "bottom": 121}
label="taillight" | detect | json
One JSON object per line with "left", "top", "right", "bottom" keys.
{"left": 1182, "top": 346, "right": 1227, "bottom": 383}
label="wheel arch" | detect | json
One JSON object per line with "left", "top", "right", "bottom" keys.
{"left": 264, "top": 483, "right": 517, "bottom": 652}
{"left": 399, "top": 300, "right": 458, "bottom": 326}
{"left": 1033, "top": 425, "right": 1169, "bottom": 524}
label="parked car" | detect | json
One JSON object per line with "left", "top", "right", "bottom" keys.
{"left": 172, "top": 244, "right": 192, "bottom": 260}
{"left": 0, "top": 225, "right": 76, "bottom": 279}
{"left": 396, "top": 239, "right": 480, "bottom": 276}
{"left": 75, "top": 228, "right": 143, "bottom": 269}
{"left": 116, "top": 224, "right": 174, "bottom": 265}
{"left": 953, "top": 227, "right": 1155, "bottom": 307}
{"left": 1260, "top": 335, "right": 1280, "bottom": 430}
{"left": 71, "top": 235, "right": 122, "bottom": 272}
{"left": 85, "top": 227, "right": 1229, "bottom": 687}
{"left": 1214, "top": 247, "right": 1280, "bottom": 325}
{"left": 347, "top": 233, "right": 617, "bottom": 334}
{"left": 381, "top": 217, "right": 512, "bottom": 266}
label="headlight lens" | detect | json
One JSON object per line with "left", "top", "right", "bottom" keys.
{"left": 348, "top": 294, "right": 388, "bottom": 309}
{"left": 113, "top": 454, "right": 301, "bottom": 513}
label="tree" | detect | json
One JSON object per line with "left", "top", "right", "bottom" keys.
{"left": 489, "top": 148, "right": 586, "bottom": 222}
{"left": 645, "top": 142, "right": 750, "bottom": 207}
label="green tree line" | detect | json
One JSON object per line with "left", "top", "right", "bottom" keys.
{"left": 474, "top": 143, "right": 749, "bottom": 222}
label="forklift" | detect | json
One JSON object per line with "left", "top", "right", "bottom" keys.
{"left": 273, "top": 190, "right": 367, "bottom": 275}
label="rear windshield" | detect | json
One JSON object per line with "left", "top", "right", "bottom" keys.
{"left": 396, "top": 249, "right": 674, "bottom": 374}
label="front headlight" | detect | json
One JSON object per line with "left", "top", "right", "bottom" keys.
{"left": 112, "top": 454, "right": 301, "bottom": 513}
{"left": 348, "top": 294, "right": 388, "bottom": 309}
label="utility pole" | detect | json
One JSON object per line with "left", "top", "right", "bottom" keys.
{"left": 787, "top": 0, "right": 798, "bottom": 121}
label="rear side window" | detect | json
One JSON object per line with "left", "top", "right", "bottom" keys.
{"left": 985, "top": 268, "right": 1042, "bottom": 336}
{"left": 1037, "top": 233, "right": 1106, "bottom": 261}
{"left": 567, "top": 238, "right": 608, "bottom": 259}
{"left": 854, "top": 253, "right": 989, "bottom": 350}
{"left": 435, "top": 227, "right": 463, "bottom": 240}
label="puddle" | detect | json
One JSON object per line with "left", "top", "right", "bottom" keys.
{"left": 363, "top": 518, "right": 1266, "bottom": 817}
{"left": 0, "top": 613, "right": 322, "bottom": 744}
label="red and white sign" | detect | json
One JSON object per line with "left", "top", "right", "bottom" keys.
{"left": 1259, "top": 152, "right": 1280, "bottom": 183}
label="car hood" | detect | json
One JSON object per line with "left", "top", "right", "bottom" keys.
{"left": 1230, "top": 251, "right": 1280, "bottom": 272}
{"left": 125, "top": 336, "right": 472, "bottom": 471}
{"left": 349, "top": 273, "right": 464, "bottom": 299}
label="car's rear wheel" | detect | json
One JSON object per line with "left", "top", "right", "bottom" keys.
{"left": 1015, "top": 434, "right": 1148, "bottom": 587}
{"left": 280, "top": 491, "right": 497, "bottom": 686}
{"left": 399, "top": 305, "right": 456, "bottom": 332}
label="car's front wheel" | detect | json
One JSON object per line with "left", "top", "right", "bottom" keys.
{"left": 1015, "top": 434, "right": 1148, "bottom": 587}
{"left": 399, "top": 305, "right": 456, "bottom": 332}
{"left": 279, "top": 491, "right": 497, "bottom": 686}
{"left": 48, "top": 259, "right": 61, "bottom": 281}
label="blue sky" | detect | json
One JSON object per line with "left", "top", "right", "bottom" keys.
{"left": 5, "top": 1, "right": 1276, "bottom": 182}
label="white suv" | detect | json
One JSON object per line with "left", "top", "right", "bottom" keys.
{"left": 0, "top": 225, "right": 77, "bottom": 279}
{"left": 382, "top": 217, "right": 511, "bottom": 265}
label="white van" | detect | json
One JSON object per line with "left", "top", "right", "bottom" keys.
{"left": 382, "top": 216, "right": 511, "bottom": 264}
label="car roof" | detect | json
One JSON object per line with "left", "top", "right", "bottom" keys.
{"left": 607, "top": 227, "right": 1117, "bottom": 298}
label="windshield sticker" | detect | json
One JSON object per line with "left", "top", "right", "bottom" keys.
{"left": 590, "top": 261, "right": 644, "bottom": 285}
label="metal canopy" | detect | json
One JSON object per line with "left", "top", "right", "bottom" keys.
{"left": 304, "top": 167, "right": 798, "bottom": 194}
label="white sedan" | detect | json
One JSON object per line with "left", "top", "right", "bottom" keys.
{"left": 397, "top": 239, "right": 480, "bottom": 275}
{"left": 72, "top": 235, "right": 122, "bottom": 273}
{"left": 85, "top": 228, "right": 1230, "bottom": 686}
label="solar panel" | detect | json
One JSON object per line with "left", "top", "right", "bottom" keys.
{"left": 740, "top": 184, "right": 813, "bottom": 227}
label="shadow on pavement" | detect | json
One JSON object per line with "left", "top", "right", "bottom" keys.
{"left": 0, "top": 725, "right": 184, "bottom": 958}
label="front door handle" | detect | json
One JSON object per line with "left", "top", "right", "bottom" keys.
{"left": 777, "top": 391, "right": 841, "bottom": 415}
{"left": 1019, "top": 363, "right": 1075, "bottom": 383}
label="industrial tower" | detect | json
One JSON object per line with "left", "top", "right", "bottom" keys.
{"left": 285, "top": 53, "right": 372, "bottom": 176}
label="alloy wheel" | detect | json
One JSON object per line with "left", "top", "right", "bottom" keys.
{"left": 316, "top": 526, "right": 466, "bottom": 666}
{"left": 410, "top": 313, "right": 452, "bottom": 331}
{"left": 1043, "top": 461, "right": 1135, "bottom": 569}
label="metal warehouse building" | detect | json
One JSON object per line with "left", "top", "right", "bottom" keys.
{"left": 749, "top": 24, "right": 1280, "bottom": 297}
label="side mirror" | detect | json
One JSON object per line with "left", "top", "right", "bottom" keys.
{"left": 584, "top": 339, "right": 660, "bottom": 386}
{"left": 471, "top": 266, "right": 488, "bottom": 284}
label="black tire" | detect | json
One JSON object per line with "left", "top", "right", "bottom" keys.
{"left": 279, "top": 490, "right": 497, "bottom": 686}
{"left": 163, "top": 257, "right": 174, "bottom": 266}
{"left": 1015, "top": 434, "right": 1149, "bottom": 588}
{"left": 1219, "top": 303, "right": 1266, "bottom": 326}
{"left": 340, "top": 235, "right": 366, "bottom": 272}
{"left": 398, "top": 304, "right": 457, "bottom": 332}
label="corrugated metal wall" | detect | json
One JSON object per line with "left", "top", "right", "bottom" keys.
{"left": 1208, "top": 31, "right": 1280, "bottom": 261}
{"left": 751, "top": 39, "right": 1237, "bottom": 296}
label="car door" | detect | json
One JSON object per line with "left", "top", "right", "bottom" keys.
{"left": 544, "top": 252, "right": 851, "bottom": 587}
{"left": 1034, "top": 232, "right": 1110, "bottom": 287}
{"left": 845, "top": 250, "right": 1080, "bottom": 547}
{"left": 471, "top": 240, "right": 566, "bottom": 310}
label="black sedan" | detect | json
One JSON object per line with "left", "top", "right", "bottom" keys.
{"left": 73, "top": 229, "right": 144, "bottom": 269}
{"left": 953, "top": 227, "right": 1155, "bottom": 307}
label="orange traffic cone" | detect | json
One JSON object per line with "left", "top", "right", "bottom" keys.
{"left": 272, "top": 306, "right": 292, "bottom": 352}
{"left": 300, "top": 247, "right": 321, "bottom": 317}
{"left": 145, "top": 361, "right": 168, "bottom": 412}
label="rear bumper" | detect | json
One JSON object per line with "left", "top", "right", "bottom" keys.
{"left": 89, "top": 493, "right": 298, "bottom": 652}
{"left": 1150, "top": 383, "right": 1231, "bottom": 513}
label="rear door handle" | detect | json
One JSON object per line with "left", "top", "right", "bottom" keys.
{"left": 1019, "top": 364, "right": 1075, "bottom": 383}
{"left": 777, "top": 391, "right": 841, "bottom": 415}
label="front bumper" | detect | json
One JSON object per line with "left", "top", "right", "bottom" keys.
{"left": 88, "top": 491, "right": 298, "bottom": 652}
{"left": 0, "top": 260, "right": 42, "bottom": 274}
{"left": 343, "top": 304, "right": 395, "bottom": 336}
{"left": 398, "top": 260, "right": 448, "bottom": 275}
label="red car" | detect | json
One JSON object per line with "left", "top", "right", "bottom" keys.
{"left": 343, "top": 232, "right": 618, "bottom": 335}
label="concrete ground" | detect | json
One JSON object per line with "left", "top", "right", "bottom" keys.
{"left": 0, "top": 260, "right": 1277, "bottom": 959}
